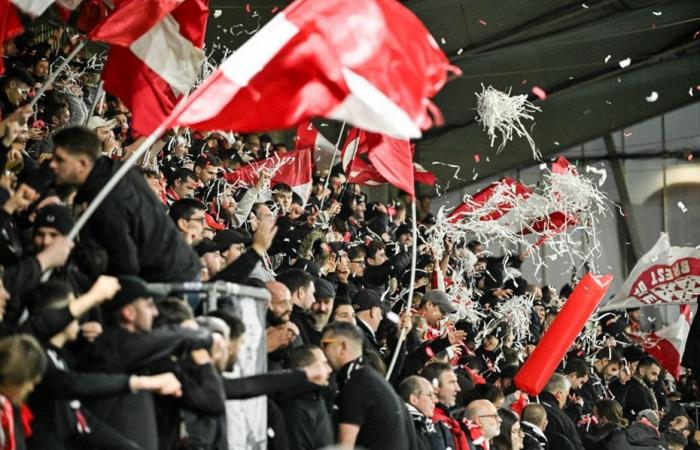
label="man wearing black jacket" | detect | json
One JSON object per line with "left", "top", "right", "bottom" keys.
{"left": 539, "top": 373, "right": 584, "bottom": 450}
{"left": 50, "top": 126, "right": 201, "bottom": 283}
{"left": 618, "top": 356, "right": 662, "bottom": 422}
{"left": 78, "top": 276, "right": 213, "bottom": 450}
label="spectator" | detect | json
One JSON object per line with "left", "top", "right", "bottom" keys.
{"left": 540, "top": 373, "right": 584, "bottom": 450}
{"left": 462, "top": 399, "right": 502, "bottom": 450}
{"left": 493, "top": 408, "right": 524, "bottom": 450}
{"left": 421, "top": 362, "right": 466, "bottom": 450}
{"left": 619, "top": 356, "right": 661, "bottom": 422}
{"left": 521, "top": 404, "right": 548, "bottom": 450}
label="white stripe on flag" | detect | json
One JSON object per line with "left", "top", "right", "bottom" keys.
{"left": 11, "top": 0, "right": 54, "bottom": 16}
{"left": 220, "top": 13, "right": 299, "bottom": 87}
{"left": 129, "top": 15, "right": 205, "bottom": 96}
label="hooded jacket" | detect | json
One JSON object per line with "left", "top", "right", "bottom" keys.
{"left": 595, "top": 421, "right": 663, "bottom": 450}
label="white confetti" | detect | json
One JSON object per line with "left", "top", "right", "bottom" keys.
{"left": 554, "top": 141, "right": 560, "bottom": 146}
{"left": 472, "top": 172, "right": 479, "bottom": 180}
{"left": 585, "top": 165, "right": 608, "bottom": 186}
{"left": 213, "top": 9, "right": 222, "bottom": 18}
{"left": 582, "top": 3, "right": 589, "bottom": 8}
{"left": 652, "top": 11, "right": 662, "bottom": 16}
{"left": 539, "top": 163, "right": 547, "bottom": 170}
{"left": 690, "top": 87, "right": 694, "bottom": 97}
{"left": 618, "top": 58, "right": 631, "bottom": 68}
{"left": 457, "top": 48, "right": 464, "bottom": 55}
{"left": 645, "top": 91, "right": 659, "bottom": 102}
{"left": 678, "top": 201, "right": 687, "bottom": 213}
{"left": 441, "top": 37, "right": 446, "bottom": 44}
{"left": 604, "top": 54, "right": 611, "bottom": 63}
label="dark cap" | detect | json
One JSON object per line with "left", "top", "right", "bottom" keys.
{"left": 103, "top": 276, "right": 161, "bottom": 314}
{"left": 194, "top": 238, "right": 226, "bottom": 257}
{"left": 395, "top": 223, "right": 412, "bottom": 238}
{"left": 34, "top": 204, "right": 74, "bottom": 235}
{"left": 623, "top": 345, "right": 646, "bottom": 363}
{"left": 423, "top": 290, "right": 457, "bottom": 314}
{"left": 213, "top": 229, "right": 252, "bottom": 248}
{"left": 314, "top": 278, "right": 335, "bottom": 300}
{"left": 352, "top": 289, "right": 385, "bottom": 312}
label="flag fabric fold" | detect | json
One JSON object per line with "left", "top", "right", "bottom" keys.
{"left": 169, "top": 0, "right": 456, "bottom": 140}
{"left": 599, "top": 233, "right": 700, "bottom": 311}
{"left": 1, "top": 1, "right": 24, "bottom": 74}
{"left": 93, "top": 0, "right": 208, "bottom": 136}
{"left": 224, "top": 148, "right": 313, "bottom": 202}
{"left": 294, "top": 121, "right": 339, "bottom": 173}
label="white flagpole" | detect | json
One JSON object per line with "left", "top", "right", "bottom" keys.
{"left": 386, "top": 199, "right": 418, "bottom": 380}
{"left": 29, "top": 41, "right": 86, "bottom": 109}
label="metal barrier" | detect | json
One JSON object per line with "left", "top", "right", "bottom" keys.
{"left": 147, "top": 281, "right": 270, "bottom": 450}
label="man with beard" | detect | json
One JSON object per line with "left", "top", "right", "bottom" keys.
{"left": 580, "top": 348, "right": 621, "bottom": 413}
{"left": 277, "top": 269, "right": 316, "bottom": 345}
{"left": 309, "top": 278, "right": 335, "bottom": 342}
{"left": 619, "top": 356, "right": 662, "bottom": 422}
{"left": 265, "top": 281, "right": 300, "bottom": 369}
{"left": 0, "top": 66, "right": 33, "bottom": 119}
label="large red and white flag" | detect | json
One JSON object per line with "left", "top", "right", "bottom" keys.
{"left": 340, "top": 127, "right": 435, "bottom": 197}
{"left": 9, "top": 0, "right": 53, "bottom": 16}
{"left": 91, "top": 0, "right": 208, "bottom": 136}
{"left": 600, "top": 233, "right": 700, "bottom": 311}
{"left": 294, "top": 121, "right": 338, "bottom": 173}
{"left": 224, "top": 148, "right": 313, "bottom": 202}
{"left": 629, "top": 306, "right": 692, "bottom": 380}
{"left": 169, "top": 0, "right": 455, "bottom": 139}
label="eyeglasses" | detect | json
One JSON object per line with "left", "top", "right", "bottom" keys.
{"left": 479, "top": 414, "right": 501, "bottom": 421}
{"left": 419, "top": 391, "right": 436, "bottom": 399}
{"left": 350, "top": 259, "right": 365, "bottom": 267}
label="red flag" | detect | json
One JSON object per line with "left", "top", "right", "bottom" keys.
{"left": 340, "top": 127, "right": 435, "bottom": 197}
{"left": 294, "top": 121, "right": 338, "bottom": 172}
{"left": 170, "top": 0, "right": 456, "bottom": 139}
{"left": 94, "top": 0, "right": 208, "bottom": 135}
{"left": 1, "top": 1, "right": 24, "bottom": 74}
{"left": 224, "top": 148, "right": 313, "bottom": 202}
{"left": 447, "top": 177, "right": 532, "bottom": 224}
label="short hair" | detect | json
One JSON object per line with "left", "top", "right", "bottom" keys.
{"left": 52, "top": 126, "right": 101, "bottom": 161}
{"left": 271, "top": 183, "right": 292, "bottom": 195}
{"left": 169, "top": 198, "right": 206, "bottom": 223}
{"left": 347, "top": 245, "right": 366, "bottom": 261}
{"left": 638, "top": 356, "right": 661, "bottom": 370}
{"left": 208, "top": 310, "right": 245, "bottom": 339}
{"left": 420, "top": 362, "right": 453, "bottom": 387}
{"left": 544, "top": 372, "right": 571, "bottom": 395}
{"left": 140, "top": 167, "right": 160, "bottom": 179}
{"left": 288, "top": 344, "right": 321, "bottom": 369}
{"left": 166, "top": 168, "right": 197, "bottom": 187}
{"left": 321, "top": 322, "right": 364, "bottom": 350}
{"left": 43, "top": 99, "right": 69, "bottom": 123}
{"left": 398, "top": 375, "right": 427, "bottom": 402}
{"left": 196, "top": 316, "right": 230, "bottom": 341}
{"left": 154, "top": 297, "right": 193, "bottom": 326}
{"left": 276, "top": 269, "right": 314, "bottom": 296}
{"left": 595, "top": 347, "right": 621, "bottom": 363}
{"left": 594, "top": 399, "right": 626, "bottom": 427}
{"left": 366, "top": 241, "right": 385, "bottom": 260}
{"left": 2, "top": 65, "right": 34, "bottom": 87}
{"left": 563, "top": 358, "right": 589, "bottom": 378}
{"left": 195, "top": 153, "right": 221, "bottom": 168}
{"left": 0, "top": 334, "right": 47, "bottom": 386}
{"left": 25, "top": 280, "right": 74, "bottom": 315}
{"left": 522, "top": 404, "right": 547, "bottom": 428}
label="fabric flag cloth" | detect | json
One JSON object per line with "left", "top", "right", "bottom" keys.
{"left": 599, "top": 233, "right": 700, "bottom": 311}
{"left": 629, "top": 306, "right": 692, "bottom": 380}
{"left": 340, "top": 127, "right": 435, "bottom": 197}
{"left": 9, "top": 0, "right": 53, "bottom": 16}
{"left": 169, "top": 0, "right": 456, "bottom": 140}
{"left": 294, "top": 121, "right": 338, "bottom": 173}
{"left": 1, "top": 1, "right": 24, "bottom": 74}
{"left": 91, "top": 0, "right": 209, "bottom": 136}
{"left": 224, "top": 147, "right": 313, "bottom": 203}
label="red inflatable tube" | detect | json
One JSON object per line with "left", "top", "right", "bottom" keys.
{"left": 514, "top": 273, "right": 613, "bottom": 396}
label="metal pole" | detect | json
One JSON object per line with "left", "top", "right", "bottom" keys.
{"left": 84, "top": 80, "right": 105, "bottom": 125}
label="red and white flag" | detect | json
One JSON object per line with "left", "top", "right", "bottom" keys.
{"left": 600, "top": 233, "right": 700, "bottom": 311}
{"left": 9, "top": 0, "right": 54, "bottom": 16}
{"left": 169, "top": 0, "right": 456, "bottom": 139}
{"left": 629, "top": 306, "right": 692, "bottom": 380}
{"left": 340, "top": 127, "right": 435, "bottom": 197}
{"left": 294, "top": 121, "right": 338, "bottom": 173}
{"left": 1, "top": 1, "right": 24, "bottom": 75}
{"left": 91, "top": 0, "right": 208, "bottom": 136}
{"left": 224, "top": 148, "right": 313, "bottom": 202}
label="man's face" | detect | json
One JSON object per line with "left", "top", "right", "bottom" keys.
{"left": 306, "top": 348, "right": 333, "bottom": 386}
{"left": 53, "top": 107, "right": 71, "bottom": 129}
{"left": 436, "top": 370, "right": 460, "bottom": 407}
{"left": 640, "top": 364, "right": 661, "bottom": 385}
{"left": 201, "top": 251, "right": 224, "bottom": 278}
{"left": 367, "top": 248, "right": 387, "bottom": 266}
{"left": 50, "top": 147, "right": 90, "bottom": 186}
{"left": 321, "top": 333, "right": 347, "bottom": 371}
{"left": 131, "top": 297, "right": 159, "bottom": 332}
{"left": 568, "top": 374, "right": 585, "bottom": 390}
{"left": 181, "top": 210, "right": 205, "bottom": 245}
{"left": 6, "top": 79, "right": 30, "bottom": 106}
{"left": 602, "top": 362, "right": 620, "bottom": 380}
{"left": 333, "top": 305, "right": 356, "bottom": 325}
{"left": 329, "top": 175, "right": 345, "bottom": 196}
{"left": 533, "top": 305, "right": 546, "bottom": 323}
{"left": 310, "top": 297, "right": 334, "bottom": 328}
{"left": 398, "top": 233, "right": 412, "bottom": 247}
{"left": 269, "top": 285, "right": 292, "bottom": 322}
{"left": 95, "top": 126, "right": 113, "bottom": 144}
{"left": 296, "top": 284, "right": 316, "bottom": 310}
{"left": 413, "top": 378, "right": 437, "bottom": 418}
{"left": 669, "top": 415, "right": 690, "bottom": 436}
{"left": 349, "top": 256, "right": 365, "bottom": 277}
{"left": 273, "top": 192, "right": 292, "bottom": 213}
{"left": 476, "top": 404, "right": 502, "bottom": 439}
{"left": 196, "top": 164, "right": 218, "bottom": 183}
{"left": 33, "top": 60, "right": 49, "bottom": 80}
{"left": 223, "top": 243, "right": 246, "bottom": 265}
{"left": 33, "top": 227, "right": 62, "bottom": 251}
{"left": 424, "top": 302, "right": 445, "bottom": 326}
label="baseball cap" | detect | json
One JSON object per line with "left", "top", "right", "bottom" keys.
{"left": 314, "top": 278, "right": 335, "bottom": 300}
{"left": 213, "top": 229, "right": 252, "bottom": 248}
{"left": 352, "top": 289, "right": 386, "bottom": 313}
{"left": 86, "top": 116, "right": 117, "bottom": 130}
{"left": 194, "top": 238, "right": 226, "bottom": 257}
{"left": 423, "top": 289, "right": 457, "bottom": 314}
{"left": 103, "top": 275, "right": 161, "bottom": 314}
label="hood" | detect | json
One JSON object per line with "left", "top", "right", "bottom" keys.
{"left": 623, "top": 423, "right": 661, "bottom": 446}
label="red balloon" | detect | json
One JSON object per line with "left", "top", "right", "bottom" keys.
{"left": 514, "top": 273, "right": 613, "bottom": 396}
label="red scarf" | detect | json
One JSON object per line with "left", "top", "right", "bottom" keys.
{"left": 433, "top": 405, "right": 469, "bottom": 450}
{"left": 463, "top": 419, "right": 490, "bottom": 450}
{"left": 0, "top": 396, "right": 14, "bottom": 450}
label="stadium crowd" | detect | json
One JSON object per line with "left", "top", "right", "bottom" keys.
{"left": 0, "top": 25, "right": 699, "bottom": 450}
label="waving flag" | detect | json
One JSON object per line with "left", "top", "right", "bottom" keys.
{"left": 340, "top": 127, "right": 435, "bottom": 197}
{"left": 92, "top": 0, "right": 208, "bottom": 136}
{"left": 224, "top": 148, "right": 313, "bottom": 202}
{"left": 294, "top": 121, "right": 339, "bottom": 173}
{"left": 630, "top": 306, "right": 692, "bottom": 380}
{"left": 599, "top": 233, "right": 700, "bottom": 311}
{"left": 1, "top": 1, "right": 23, "bottom": 74}
{"left": 170, "top": 0, "right": 456, "bottom": 139}
{"left": 9, "top": 0, "right": 54, "bottom": 16}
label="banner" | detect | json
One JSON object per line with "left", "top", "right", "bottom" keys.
{"left": 599, "top": 233, "right": 700, "bottom": 311}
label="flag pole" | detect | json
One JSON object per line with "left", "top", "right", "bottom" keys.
{"left": 29, "top": 41, "right": 86, "bottom": 109}
{"left": 319, "top": 121, "right": 346, "bottom": 211}
{"left": 386, "top": 198, "right": 418, "bottom": 380}
{"left": 84, "top": 80, "right": 105, "bottom": 125}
